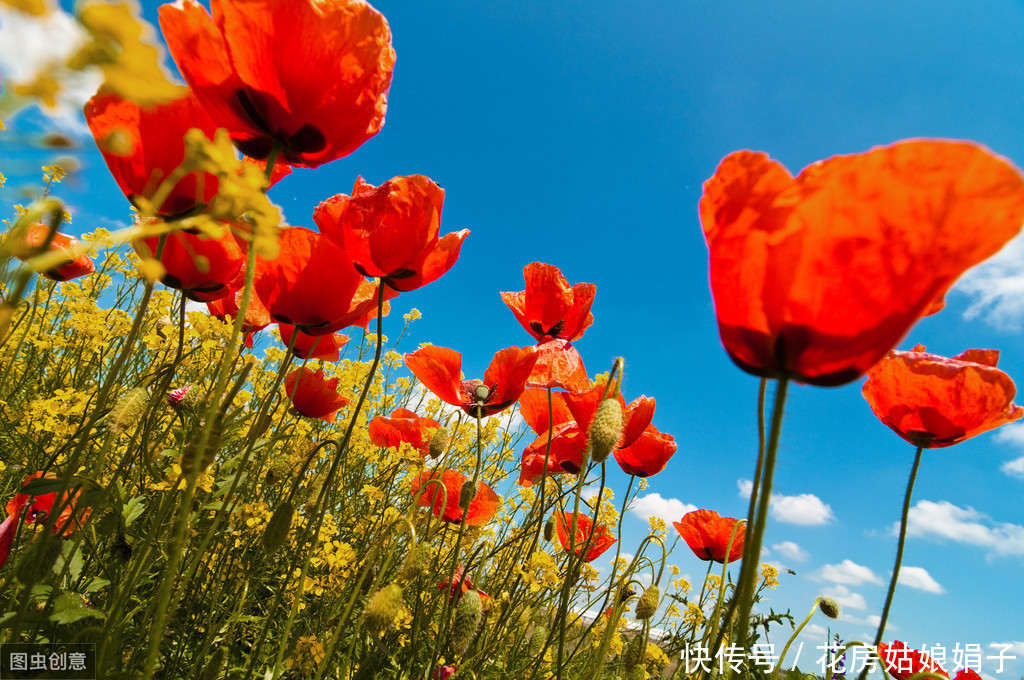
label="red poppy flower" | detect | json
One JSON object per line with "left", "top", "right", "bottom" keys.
{"left": 368, "top": 408, "right": 441, "bottom": 455}
{"left": 554, "top": 511, "right": 616, "bottom": 562}
{"left": 284, "top": 367, "right": 349, "bottom": 423}
{"left": 862, "top": 344, "right": 1023, "bottom": 448}
{"left": 404, "top": 345, "right": 538, "bottom": 418}
{"left": 254, "top": 226, "right": 388, "bottom": 335}
{"left": 527, "top": 338, "right": 590, "bottom": 394}
{"left": 0, "top": 473, "right": 89, "bottom": 569}
{"left": 699, "top": 140, "right": 1024, "bottom": 387}
{"left": 314, "top": 175, "right": 470, "bottom": 292}
{"left": 563, "top": 382, "right": 655, "bottom": 451}
{"left": 85, "top": 90, "right": 219, "bottom": 218}
{"left": 877, "top": 642, "right": 954, "bottom": 680}
{"left": 436, "top": 564, "right": 489, "bottom": 608}
{"left": 277, "top": 323, "right": 348, "bottom": 361}
{"left": 673, "top": 509, "right": 745, "bottom": 564}
{"left": 135, "top": 227, "right": 245, "bottom": 302}
{"left": 517, "top": 388, "right": 587, "bottom": 485}
{"left": 411, "top": 469, "right": 498, "bottom": 525}
{"left": 159, "top": 0, "right": 395, "bottom": 168}
{"left": 613, "top": 425, "right": 677, "bottom": 477}
{"left": 207, "top": 283, "right": 272, "bottom": 348}
{"left": 11, "top": 223, "right": 95, "bottom": 282}
{"left": 501, "top": 262, "right": 596, "bottom": 342}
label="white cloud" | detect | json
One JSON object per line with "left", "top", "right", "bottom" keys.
{"left": 737, "top": 479, "right": 835, "bottom": 525}
{"left": 812, "top": 559, "right": 884, "bottom": 586}
{"left": 957, "top": 231, "right": 1024, "bottom": 331}
{"left": 903, "top": 500, "right": 1024, "bottom": 557}
{"left": 896, "top": 566, "right": 945, "bottom": 594}
{"left": 0, "top": 6, "right": 104, "bottom": 132}
{"left": 821, "top": 584, "right": 867, "bottom": 610}
{"left": 772, "top": 541, "right": 809, "bottom": 562}
{"left": 1001, "top": 456, "right": 1024, "bottom": 480}
{"left": 630, "top": 493, "right": 697, "bottom": 523}
{"left": 996, "top": 422, "right": 1024, "bottom": 448}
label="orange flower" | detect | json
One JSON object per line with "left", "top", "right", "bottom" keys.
{"left": 254, "top": 227, "right": 389, "bottom": 335}
{"left": 207, "top": 283, "right": 271, "bottom": 348}
{"left": 613, "top": 425, "right": 677, "bottom": 478}
{"left": 563, "top": 382, "right": 655, "bottom": 451}
{"left": 284, "top": 368, "right": 349, "bottom": 423}
{"left": 673, "top": 509, "right": 745, "bottom": 564}
{"left": 85, "top": 90, "right": 220, "bottom": 218}
{"left": 159, "top": 0, "right": 395, "bottom": 168}
{"left": 526, "top": 338, "right": 590, "bottom": 394}
{"left": 517, "top": 388, "right": 587, "bottom": 486}
{"left": 11, "top": 223, "right": 95, "bottom": 282}
{"left": 135, "top": 228, "right": 245, "bottom": 302}
{"left": 314, "top": 175, "right": 470, "bottom": 291}
{"left": 404, "top": 345, "right": 538, "bottom": 418}
{"left": 0, "top": 473, "right": 89, "bottom": 569}
{"left": 699, "top": 140, "right": 1024, "bottom": 386}
{"left": 368, "top": 408, "right": 441, "bottom": 456}
{"left": 554, "top": 511, "right": 616, "bottom": 562}
{"left": 862, "top": 344, "right": 1023, "bottom": 448}
{"left": 411, "top": 470, "right": 498, "bottom": 525}
{"left": 277, "top": 324, "right": 348, "bottom": 361}
{"left": 501, "top": 262, "right": 596, "bottom": 342}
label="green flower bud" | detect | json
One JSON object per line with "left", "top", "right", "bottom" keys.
{"left": 635, "top": 584, "right": 659, "bottom": 620}
{"left": 364, "top": 583, "right": 404, "bottom": 635}
{"left": 458, "top": 479, "right": 478, "bottom": 510}
{"left": 428, "top": 427, "right": 449, "bottom": 460}
{"left": 590, "top": 398, "right": 623, "bottom": 463}
{"left": 108, "top": 387, "right": 150, "bottom": 436}
{"left": 200, "top": 647, "right": 226, "bottom": 680}
{"left": 450, "top": 589, "right": 483, "bottom": 656}
{"left": 624, "top": 634, "right": 644, "bottom": 670}
{"left": 528, "top": 624, "right": 548, "bottom": 656}
{"left": 261, "top": 501, "right": 294, "bottom": 556}
{"left": 819, "top": 596, "right": 841, "bottom": 619}
{"left": 543, "top": 516, "right": 555, "bottom": 542}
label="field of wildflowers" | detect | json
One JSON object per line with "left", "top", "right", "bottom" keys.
{"left": 0, "top": 1, "right": 1022, "bottom": 679}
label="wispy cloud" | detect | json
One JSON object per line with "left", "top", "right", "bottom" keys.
{"left": 996, "top": 424, "right": 1024, "bottom": 480}
{"left": 821, "top": 584, "right": 867, "bottom": 610}
{"left": 902, "top": 500, "right": 1024, "bottom": 557}
{"left": 811, "top": 559, "right": 884, "bottom": 586}
{"left": 957, "top": 231, "right": 1024, "bottom": 331}
{"left": 896, "top": 566, "right": 945, "bottom": 594}
{"left": 772, "top": 541, "right": 809, "bottom": 562}
{"left": 738, "top": 479, "right": 835, "bottom": 525}
{"left": 630, "top": 493, "right": 697, "bottom": 523}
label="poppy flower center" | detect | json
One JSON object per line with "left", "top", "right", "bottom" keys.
{"left": 232, "top": 88, "right": 327, "bottom": 163}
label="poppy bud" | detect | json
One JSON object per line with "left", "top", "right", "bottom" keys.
{"left": 16, "top": 535, "right": 62, "bottom": 584}
{"left": 108, "top": 387, "right": 150, "bottom": 435}
{"left": 589, "top": 398, "right": 623, "bottom": 463}
{"left": 264, "top": 459, "right": 291, "bottom": 487}
{"left": 181, "top": 417, "right": 223, "bottom": 474}
{"left": 110, "top": 534, "right": 132, "bottom": 563}
{"left": 543, "top": 516, "right": 555, "bottom": 542}
{"left": 167, "top": 385, "right": 197, "bottom": 411}
{"left": 157, "top": 315, "right": 174, "bottom": 335}
{"left": 428, "top": 427, "right": 449, "bottom": 460}
{"left": 627, "top": 667, "right": 645, "bottom": 680}
{"left": 818, "top": 596, "right": 841, "bottom": 620}
{"left": 528, "top": 624, "right": 548, "bottom": 656}
{"left": 624, "top": 635, "right": 644, "bottom": 670}
{"left": 458, "top": 479, "right": 479, "bottom": 510}
{"left": 200, "top": 647, "right": 226, "bottom": 680}
{"left": 364, "top": 583, "right": 404, "bottom": 635}
{"left": 398, "top": 544, "right": 430, "bottom": 581}
{"left": 451, "top": 589, "right": 483, "bottom": 656}
{"left": 635, "top": 584, "right": 659, "bottom": 620}
{"left": 261, "top": 501, "right": 294, "bottom": 556}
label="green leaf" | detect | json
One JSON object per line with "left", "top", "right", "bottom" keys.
{"left": 50, "top": 592, "right": 106, "bottom": 625}
{"left": 19, "top": 476, "right": 78, "bottom": 496}
{"left": 123, "top": 495, "right": 146, "bottom": 527}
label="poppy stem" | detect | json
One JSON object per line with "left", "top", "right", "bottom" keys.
{"left": 733, "top": 376, "right": 789, "bottom": 662}
{"left": 861, "top": 444, "right": 925, "bottom": 680}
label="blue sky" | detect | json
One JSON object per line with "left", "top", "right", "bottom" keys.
{"left": 3, "top": 0, "right": 1024, "bottom": 674}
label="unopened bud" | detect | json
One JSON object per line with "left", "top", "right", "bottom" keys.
{"left": 624, "top": 635, "right": 644, "bottom": 670}
{"left": 543, "top": 516, "right": 555, "bottom": 542}
{"left": 200, "top": 647, "right": 226, "bottom": 680}
{"left": 627, "top": 666, "right": 645, "bottom": 680}
{"left": 181, "top": 417, "right": 223, "bottom": 474}
{"left": 108, "top": 387, "right": 150, "bottom": 435}
{"left": 167, "top": 385, "right": 197, "bottom": 411}
{"left": 428, "top": 427, "right": 449, "bottom": 460}
{"left": 459, "top": 479, "right": 478, "bottom": 510}
{"left": 451, "top": 590, "right": 483, "bottom": 656}
{"left": 589, "top": 398, "right": 623, "bottom": 463}
{"left": 528, "top": 625, "right": 548, "bottom": 656}
{"left": 364, "top": 583, "right": 404, "bottom": 635}
{"left": 818, "top": 596, "right": 841, "bottom": 619}
{"left": 261, "top": 501, "right": 294, "bottom": 556}
{"left": 398, "top": 544, "right": 430, "bottom": 581}
{"left": 635, "top": 584, "right": 659, "bottom": 620}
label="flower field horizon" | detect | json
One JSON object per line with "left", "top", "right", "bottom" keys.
{"left": 1, "top": 1, "right": 1024, "bottom": 679}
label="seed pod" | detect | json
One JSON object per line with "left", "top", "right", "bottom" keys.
{"left": 261, "top": 501, "right": 294, "bottom": 555}
{"left": 635, "top": 584, "right": 659, "bottom": 620}
{"left": 818, "top": 596, "right": 841, "bottom": 619}
{"left": 450, "top": 589, "right": 483, "bottom": 656}
{"left": 16, "top": 535, "right": 62, "bottom": 584}
{"left": 200, "top": 647, "right": 226, "bottom": 680}
{"left": 623, "top": 634, "right": 644, "bottom": 670}
{"left": 364, "top": 583, "right": 404, "bottom": 635}
{"left": 458, "top": 479, "right": 478, "bottom": 510}
{"left": 589, "top": 398, "right": 623, "bottom": 463}
{"left": 181, "top": 417, "right": 224, "bottom": 474}
{"left": 543, "top": 516, "right": 555, "bottom": 542}
{"left": 108, "top": 387, "right": 150, "bottom": 435}
{"left": 528, "top": 624, "right": 548, "bottom": 656}
{"left": 428, "top": 427, "right": 449, "bottom": 460}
